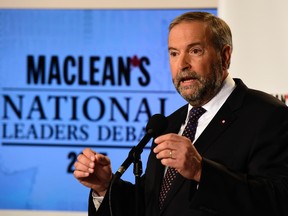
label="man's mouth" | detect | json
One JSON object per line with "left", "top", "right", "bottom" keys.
{"left": 180, "top": 77, "right": 197, "bottom": 84}
{"left": 182, "top": 79, "right": 193, "bottom": 83}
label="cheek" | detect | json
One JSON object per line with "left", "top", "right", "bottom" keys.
{"left": 199, "top": 65, "right": 210, "bottom": 76}
{"left": 195, "top": 60, "right": 212, "bottom": 77}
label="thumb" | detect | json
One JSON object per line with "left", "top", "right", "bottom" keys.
{"left": 96, "top": 154, "right": 110, "bottom": 166}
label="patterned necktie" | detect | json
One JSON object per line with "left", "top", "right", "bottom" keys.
{"left": 158, "top": 107, "right": 206, "bottom": 209}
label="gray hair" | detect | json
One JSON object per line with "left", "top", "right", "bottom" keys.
{"left": 169, "top": 11, "right": 233, "bottom": 52}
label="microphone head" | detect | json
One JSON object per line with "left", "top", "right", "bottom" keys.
{"left": 146, "top": 114, "right": 168, "bottom": 138}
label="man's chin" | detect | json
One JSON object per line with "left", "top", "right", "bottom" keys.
{"left": 180, "top": 89, "right": 197, "bottom": 100}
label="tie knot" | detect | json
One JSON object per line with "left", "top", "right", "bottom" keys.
{"left": 189, "top": 107, "right": 206, "bottom": 122}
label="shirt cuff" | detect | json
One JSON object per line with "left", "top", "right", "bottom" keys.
{"left": 92, "top": 190, "right": 104, "bottom": 210}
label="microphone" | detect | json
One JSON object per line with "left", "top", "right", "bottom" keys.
{"left": 113, "top": 113, "right": 168, "bottom": 180}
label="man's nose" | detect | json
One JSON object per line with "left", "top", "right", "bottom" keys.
{"left": 178, "top": 53, "right": 191, "bottom": 71}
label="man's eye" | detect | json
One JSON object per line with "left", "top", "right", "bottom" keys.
{"left": 190, "top": 48, "right": 203, "bottom": 56}
{"left": 169, "top": 51, "right": 178, "bottom": 57}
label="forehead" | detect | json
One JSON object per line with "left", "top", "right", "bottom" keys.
{"left": 168, "top": 21, "right": 210, "bottom": 46}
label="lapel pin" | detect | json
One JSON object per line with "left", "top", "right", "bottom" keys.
{"left": 221, "top": 120, "right": 226, "bottom": 124}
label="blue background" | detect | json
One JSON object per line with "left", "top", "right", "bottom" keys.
{"left": 0, "top": 9, "right": 216, "bottom": 211}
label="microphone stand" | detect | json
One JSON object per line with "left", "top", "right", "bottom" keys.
{"left": 133, "top": 148, "right": 143, "bottom": 216}
{"left": 110, "top": 139, "right": 148, "bottom": 216}
{"left": 109, "top": 114, "right": 168, "bottom": 216}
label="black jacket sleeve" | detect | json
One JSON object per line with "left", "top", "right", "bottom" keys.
{"left": 88, "top": 177, "right": 145, "bottom": 216}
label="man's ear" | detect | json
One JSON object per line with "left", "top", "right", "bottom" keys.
{"left": 221, "top": 45, "right": 232, "bottom": 70}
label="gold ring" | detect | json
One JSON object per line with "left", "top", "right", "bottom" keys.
{"left": 169, "top": 150, "right": 173, "bottom": 159}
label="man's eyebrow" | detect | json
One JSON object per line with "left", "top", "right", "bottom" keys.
{"left": 168, "top": 47, "right": 176, "bottom": 51}
{"left": 168, "top": 42, "right": 203, "bottom": 51}
{"left": 189, "top": 42, "right": 202, "bottom": 47}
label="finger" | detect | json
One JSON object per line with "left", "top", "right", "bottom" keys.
{"left": 159, "top": 157, "right": 177, "bottom": 169}
{"left": 73, "top": 170, "right": 89, "bottom": 179}
{"left": 82, "top": 148, "right": 97, "bottom": 161}
{"left": 154, "top": 133, "right": 173, "bottom": 144}
{"left": 77, "top": 153, "right": 92, "bottom": 165}
{"left": 77, "top": 153, "right": 96, "bottom": 170}
{"left": 74, "top": 161, "right": 94, "bottom": 173}
{"left": 153, "top": 139, "right": 178, "bottom": 154}
{"left": 155, "top": 133, "right": 182, "bottom": 143}
{"left": 156, "top": 149, "right": 174, "bottom": 160}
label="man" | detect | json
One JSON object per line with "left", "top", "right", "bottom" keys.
{"left": 74, "top": 11, "right": 288, "bottom": 216}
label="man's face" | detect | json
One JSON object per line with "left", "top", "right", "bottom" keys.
{"left": 168, "top": 21, "right": 227, "bottom": 106}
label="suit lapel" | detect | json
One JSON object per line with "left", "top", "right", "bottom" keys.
{"left": 194, "top": 104, "right": 237, "bottom": 154}
{"left": 195, "top": 78, "right": 247, "bottom": 154}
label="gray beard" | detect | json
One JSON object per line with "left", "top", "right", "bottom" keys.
{"left": 174, "top": 63, "right": 223, "bottom": 106}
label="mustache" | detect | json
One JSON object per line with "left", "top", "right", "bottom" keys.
{"left": 175, "top": 70, "right": 201, "bottom": 83}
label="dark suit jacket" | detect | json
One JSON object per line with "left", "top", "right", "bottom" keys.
{"left": 89, "top": 79, "right": 288, "bottom": 216}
